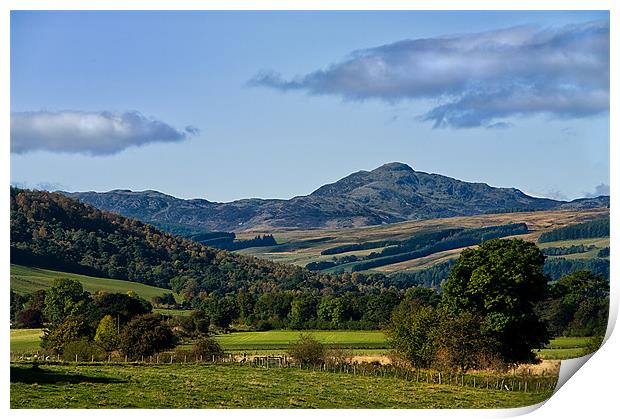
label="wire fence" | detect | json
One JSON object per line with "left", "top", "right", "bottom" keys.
{"left": 10, "top": 352, "right": 557, "bottom": 394}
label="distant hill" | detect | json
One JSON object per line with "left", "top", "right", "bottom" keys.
{"left": 65, "top": 162, "right": 609, "bottom": 233}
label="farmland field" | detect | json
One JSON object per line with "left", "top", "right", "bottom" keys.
{"left": 235, "top": 208, "right": 608, "bottom": 272}
{"left": 10, "top": 329, "right": 44, "bottom": 353}
{"left": 9, "top": 363, "right": 553, "bottom": 408}
{"left": 213, "top": 330, "right": 388, "bottom": 350}
{"left": 10, "top": 264, "right": 179, "bottom": 302}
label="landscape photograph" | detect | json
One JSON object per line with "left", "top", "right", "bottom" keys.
{"left": 8, "top": 9, "right": 611, "bottom": 410}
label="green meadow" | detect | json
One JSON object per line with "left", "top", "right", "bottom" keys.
{"left": 10, "top": 264, "right": 179, "bottom": 302}
{"left": 10, "top": 363, "right": 553, "bottom": 409}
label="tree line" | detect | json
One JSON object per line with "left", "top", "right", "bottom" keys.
{"left": 538, "top": 217, "right": 609, "bottom": 243}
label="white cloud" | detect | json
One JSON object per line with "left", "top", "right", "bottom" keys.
{"left": 11, "top": 111, "right": 199, "bottom": 155}
{"left": 251, "top": 20, "right": 609, "bottom": 128}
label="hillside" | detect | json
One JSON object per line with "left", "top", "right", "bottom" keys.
{"left": 65, "top": 162, "right": 609, "bottom": 233}
{"left": 234, "top": 208, "right": 609, "bottom": 271}
{"left": 9, "top": 188, "right": 386, "bottom": 297}
{"left": 10, "top": 264, "right": 176, "bottom": 301}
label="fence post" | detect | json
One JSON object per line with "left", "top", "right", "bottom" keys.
{"left": 75, "top": 354, "right": 78, "bottom": 363}
{"left": 125, "top": 355, "right": 128, "bottom": 363}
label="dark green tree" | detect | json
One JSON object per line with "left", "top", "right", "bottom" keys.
{"left": 441, "top": 238, "right": 550, "bottom": 364}
{"left": 118, "top": 313, "right": 176, "bottom": 359}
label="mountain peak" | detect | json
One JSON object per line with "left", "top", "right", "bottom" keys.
{"left": 372, "top": 162, "right": 414, "bottom": 173}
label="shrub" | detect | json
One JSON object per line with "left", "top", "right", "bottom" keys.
{"left": 16, "top": 308, "right": 44, "bottom": 329}
{"left": 62, "top": 338, "right": 103, "bottom": 361}
{"left": 324, "top": 347, "right": 352, "bottom": 368}
{"left": 287, "top": 333, "right": 325, "bottom": 367}
{"left": 192, "top": 336, "right": 224, "bottom": 360}
{"left": 119, "top": 313, "right": 176, "bottom": 360}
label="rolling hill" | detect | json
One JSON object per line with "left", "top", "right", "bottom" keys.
{"left": 65, "top": 162, "right": 609, "bottom": 233}
{"left": 10, "top": 264, "right": 177, "bottom": 301}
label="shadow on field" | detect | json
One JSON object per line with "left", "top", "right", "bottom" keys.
{"left": 10, "top": 365, "right": 127, "bottom": 385}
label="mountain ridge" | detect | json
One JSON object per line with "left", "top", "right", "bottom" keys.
{"left": 64, "top": 162, "right": 610, "bottom": 233}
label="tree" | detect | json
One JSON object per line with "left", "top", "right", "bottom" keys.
{"left": 317, "top": 297, "right": 345, "bottom": 329}
{"left": 94, "top": 315, "right": 119, "bottom": 353}
{"left": 16, "top": 308, "right": 44, "bottom": 329}
{"left": 441, "top": 238, "right": 549, "bottom": 364}
{"left": 288, "top": 296, "right": 318, "bottom": 329}
{"left": 386, "top": 302, "right": 437, "bottom": 369}
{"left": 118, "top": 314, "right": 176, "bottom": 359}
{"left": 91, "top": 292, "right": 152, "bottom": 326}
{"left": 43, "top": 278, "right": 90, "bottom": 326}
{"left": 199, "top": 295, "right": 239, "bottom": 329}
{"left": 287, "top": 334, "right": 325, "bottom": 367}
{"left": 42, "top": 314, "right": 92, "bottom": 354}
{"left": 11, "top": 290, "right": 27, "bottom": 324}
{"left": 539, "top": 270, "right": 609, "bottom": 337}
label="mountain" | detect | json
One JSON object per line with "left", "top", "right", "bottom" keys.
{"left": 65, "top": 162, "right": 609, "bottom": 233}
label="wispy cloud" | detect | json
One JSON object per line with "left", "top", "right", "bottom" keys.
{"left": 11, "top": 111, "right": 199, "bottom": 155}
{"left": 584, "top": 183, "right": 610, "bottom": 198}
{"left": 250, "top": 20, "right": 609, "bottom": 128}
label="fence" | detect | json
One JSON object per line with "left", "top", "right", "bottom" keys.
{"left": 11, "top": 351, "right": 557, "bottom": 394}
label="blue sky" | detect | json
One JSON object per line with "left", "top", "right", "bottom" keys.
{"left": 10, "top": 10, "right": 609, "bottom": 202}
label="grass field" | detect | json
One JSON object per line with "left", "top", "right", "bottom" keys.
{"left": 535, "top": 336, "right": 595, "bottom": 360}
{"left": 11, "top": 328, "right": 592, "bottom": 360}
{"left": 212, "top": 330, "right": 388, "bottom": 350}
{"left": 10, "top": 329, "right": 44, "bottom": 353}
{"left": 234, "top": 208, "right": 608, "bottom": 272}
{"left": 9, "top": 363, "right": 553, "bottom": 408}
{"left": 10, "top": 264, "right": 179, "bottom": 302}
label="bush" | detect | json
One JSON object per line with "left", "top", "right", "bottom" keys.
{"left": 119, "top": 313, "right": 177, "bottom": 360}
{"left": 324, "top": 347, "right": 352, "bottom": 368}
{"left": 16, "top": 308, "right": 44, "bottom": 328}
{"left": 192, "top": 336, "right": 224, "bottom": 360}
{"left": 62, "top": 338, "right": 103, "bottom": 361}
{"left": 287, "top": 333, "right": 325, "bottom": 367}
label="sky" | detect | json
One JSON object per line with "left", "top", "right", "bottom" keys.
{"left": 10, "top": 10, "right": 610, "bottom": 202}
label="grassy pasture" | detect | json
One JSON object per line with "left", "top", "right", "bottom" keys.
{"left": 9, "top": 363, "right": 553, "bottom": 408}
{"left": 10, "top": 329, "right": 44, "bottom": 353}
{"left": 212, "top": 330, "right": 388, "bottom": 351}
{"left": 10, "top": 264, "right": 179, "bottom": 302}
{"left": 234, "top": 209, "right": 608, "bottom": 272}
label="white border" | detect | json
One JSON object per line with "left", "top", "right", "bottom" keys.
{"left": 2, "top": 1, "right": 617, "bottom": 418}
